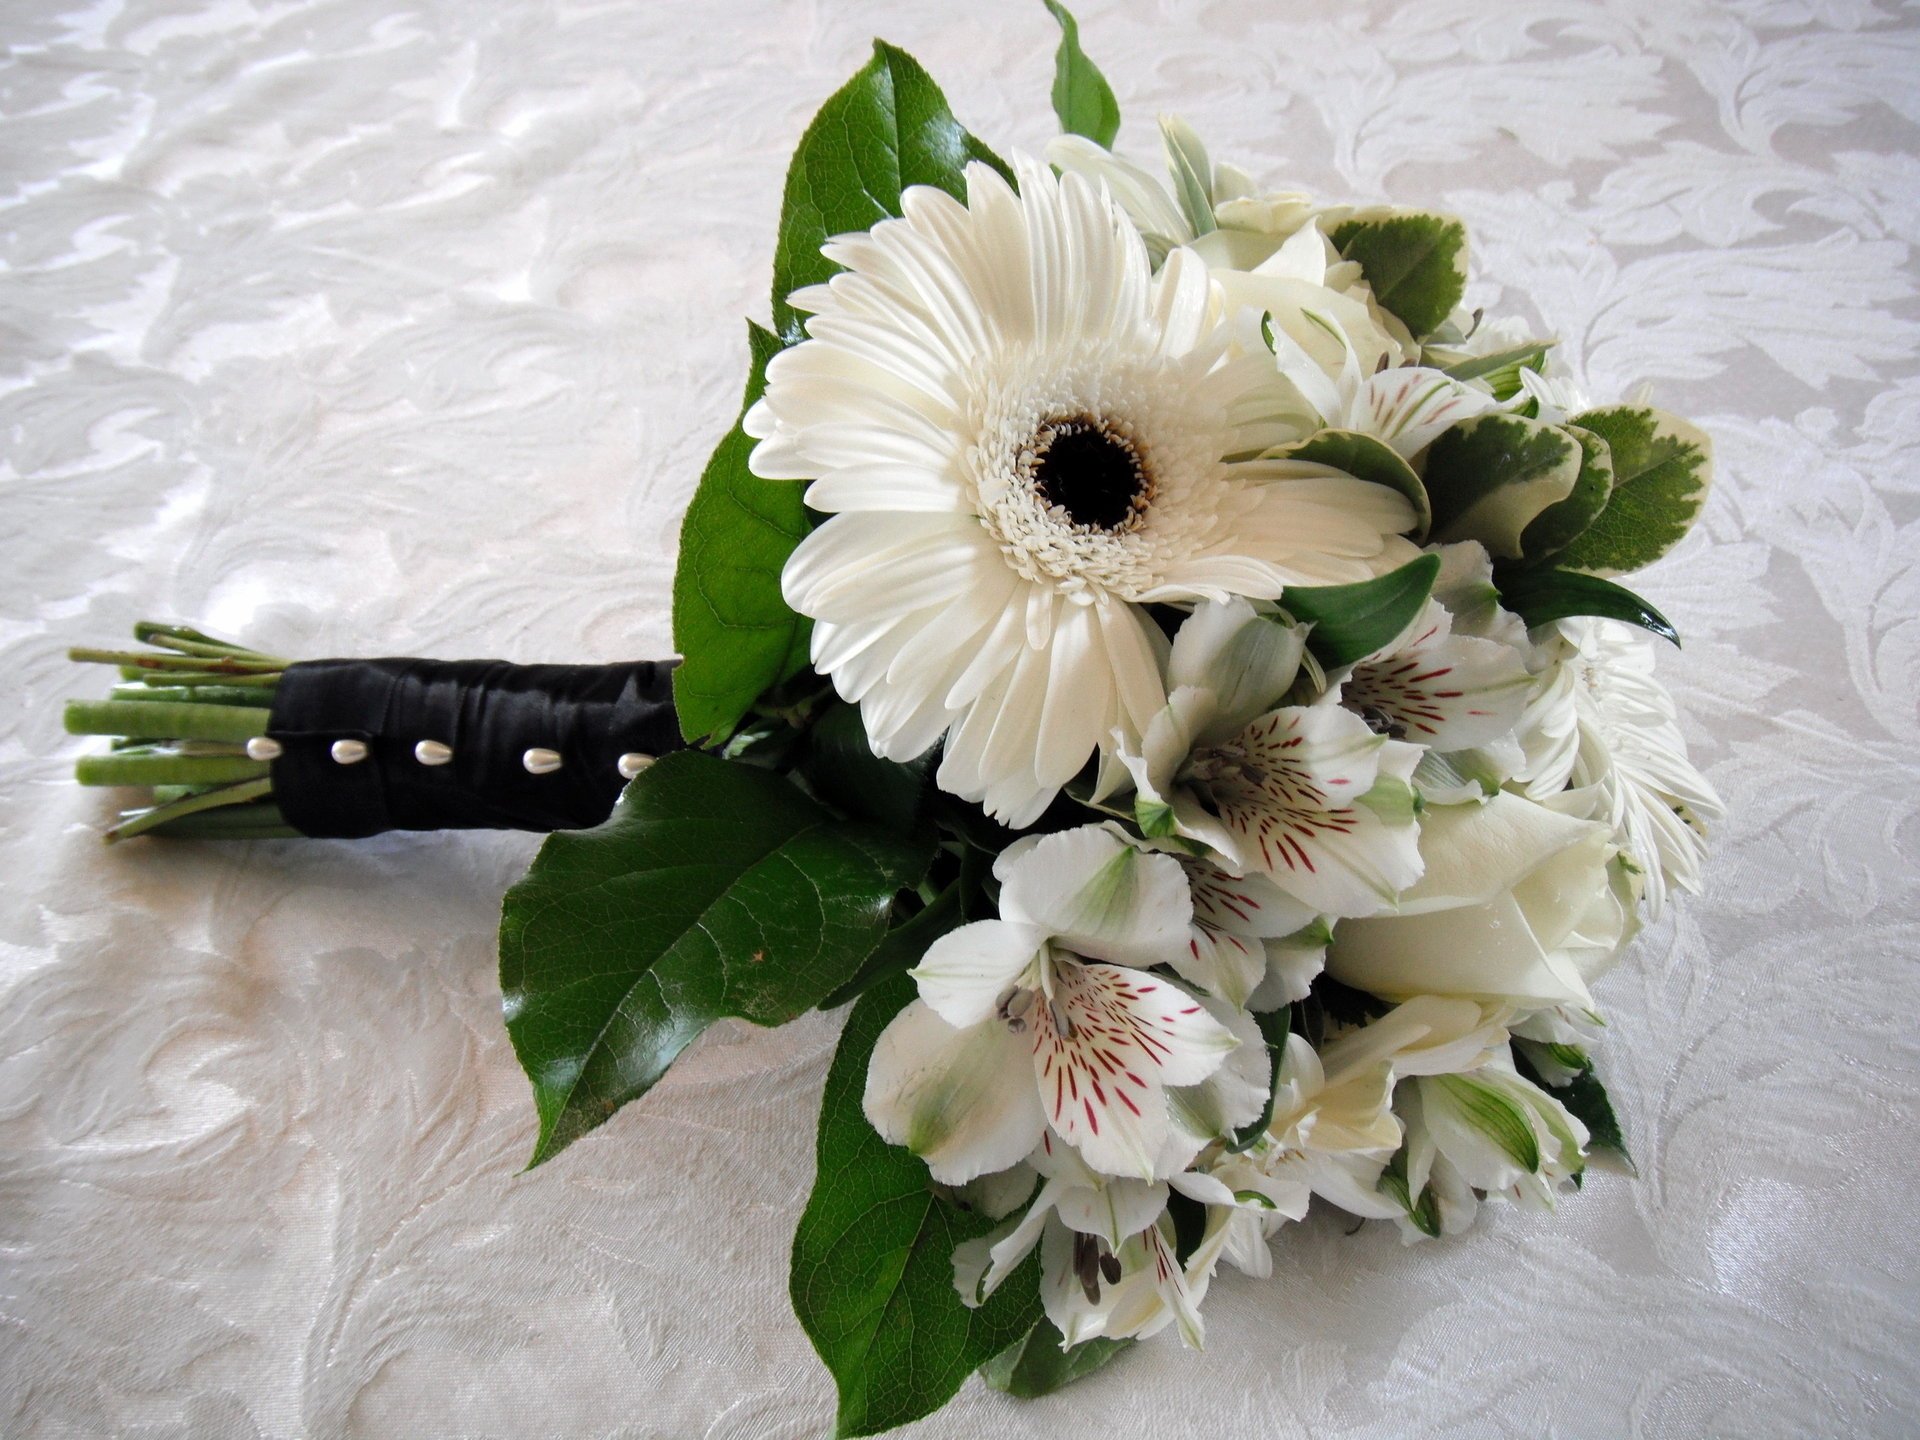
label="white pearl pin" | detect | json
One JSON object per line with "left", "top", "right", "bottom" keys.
{"left": 522, "top": 747, "right": 563, "bottom": 775}
{"left": 617, "top": 752, "right": 654, "bottom": 780}
{"left": 414, "top": 739, "right": 453, "bottom": 766}
{"left": 245, "top": 736, "right": 283, "bottom": 762}
{"left": 330, "top": 739, "right": 369, "bottom": 765}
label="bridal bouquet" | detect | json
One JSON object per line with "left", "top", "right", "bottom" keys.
{"left": 67, "top": 7, "right": 1722, "bottom": 1433}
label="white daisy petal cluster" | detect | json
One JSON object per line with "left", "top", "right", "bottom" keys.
{"left": 752, "top": 110, "right": 1721, "bottom": 1360}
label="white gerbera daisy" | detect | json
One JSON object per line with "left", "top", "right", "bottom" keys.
{"left": 746, "top": 157, "right": 1416, "bottom": 825}
{"left": 1557, "top": 618, "right": 1725, "bottom": 918}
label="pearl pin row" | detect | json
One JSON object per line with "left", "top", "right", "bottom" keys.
{"left": 242, "top": 735, "right": 655, "bottom": 780}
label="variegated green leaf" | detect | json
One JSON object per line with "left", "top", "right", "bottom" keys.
{"left": 1432, "top": 1073, "right": 1540, "bottom": 1172}
{"left": 1282, "top": 428, "right": 1430, "bottom": 537}
{"left": 1520, "top": 423, "right": 1615, "bottom": 562}
{"left": 1329, "top": 211, "right": 1468, "bottom": 339}
{"left": 1550, "top": 406, "right": 1713, "bottom": 577}
{"left": 1424, "top": 413, "right": 1581, "bottom": 560}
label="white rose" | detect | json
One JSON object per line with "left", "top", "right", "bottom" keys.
{"left": 1324, "top": 792, "right": 1635, "bottom": 1013}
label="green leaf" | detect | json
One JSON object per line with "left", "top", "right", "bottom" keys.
{"left": 818, "top": 884, "right": 966, "bottom": 1012}
{"left": 1282, "top": 428, "right": 1430, "bottom": 537}
{"left": 771, "top": 41, "right": 1013, "bottom": 346}
{"left": 1329, "top": 211, "right": 1468, "bottom": 339}
{"left": 1519, "top": 423, "right": 1615, "bottom": 562}
{"left": 1226, "top": 1006, "right": 1294, "bottom": 1153}
{"left": 1282, "top": 553, "right": 1442, "bottom": 668}
{"left": 670, "top": 322, "right": 810, "bottom": 745}
{"left": 1042, "top": 0, "right": 1120, "bottom": 149}
{"left": 1423, "top": 413, "right": 1582, "bottom": 560}
{"left": 1431, "top": 1073, "right": 1540, "bottom": 1172}
{"left": 792, "top": 971, "right": 1041, "bottom": 1437}
{"left": 500, "top": 751, "right": 929, "bottom": 1167}
{"left": 982, "top": 1318, "right": 1132, "bottom": 1398}
{"left": 798, "top": 700, "right": 932, "bottom": 835}
{"left": 1438, "top": 341, "right": 1553, "bottom": 394}
{"left": 1494, "top": 566, "right": 1679, "bottom": 646}
{"left": 1549, "top": 406, "right": 1713, "bottom": 577}
{"left": 1514, "top": 1048, "right": 1632, "bottom": 1168}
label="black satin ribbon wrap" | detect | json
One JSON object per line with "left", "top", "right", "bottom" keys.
{"left": 265, "top": 657, "right": 683, "bottom": 837}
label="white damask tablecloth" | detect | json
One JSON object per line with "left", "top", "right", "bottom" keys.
{"left": 3, "top": 1, "right": 1916, "bottom": 1435}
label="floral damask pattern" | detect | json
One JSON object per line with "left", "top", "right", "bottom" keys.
{"left": 1, "top": 0, "right": 1915, "bottom": 1434}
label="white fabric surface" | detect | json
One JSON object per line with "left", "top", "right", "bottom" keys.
{"left": 4, "top": 0, "right": 1917, "bottom": 1435}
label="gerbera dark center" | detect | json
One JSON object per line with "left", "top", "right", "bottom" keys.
{"left": 1028, "top": 416, "right": 1152, "bottom": 532}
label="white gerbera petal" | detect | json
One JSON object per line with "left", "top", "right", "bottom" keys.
{"left": 756, "top": 154, "right": 1413, "bottom": 824}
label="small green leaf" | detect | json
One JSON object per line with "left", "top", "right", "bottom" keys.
{"left": 798, "top": 700, "right": 932, "bottom": 835}
{"left": 499, "top": 752, "right": 929, "bottom": 1167}
{"left": 1423, "top": 413, "right": 1582, "bottom": 560}
{"left": 1515, "top": 1048, "right": 1632, "bottom": 1168}
{"left": 1432, "top": 1073, "right": 1540, "bottom": 1172}
{"left": 771, "top": 42, "right": 1013, "bottom": 346}
{"left": 1042, "top": 0, "right": 1120, "bottom": 149}
{"left": 1519, "top": 424, "right": 1615, "bottom": 562}
{"left": 1549, "top": 406, "right": 1713, "bottom": 577}
{"left": 1282, "top": 428, "right": 1430, "bottom": 537}
{"left": 1494, "top": 566, "right": 1679, "bottom": 646}
{"left": 670, "top": 322, "right": 810, "bottom": 746}
{"left": 982, "top": 1318, "right": 1132, "bottom": 1397}
{"left": 1227, "top": 1007, "right": 1294, "bottom": 1153}
{"left": 1282, "top": 553, "right": 1442, "bottom": 668}
{"left": 1329, "top": 211, "right": 1468, "bottom": 339}
{"left": 1439, "top": 341, "right": 1553, "bottom": 394}
{"left": 792, "top": 972, "right": 1041, "bottom": 1437}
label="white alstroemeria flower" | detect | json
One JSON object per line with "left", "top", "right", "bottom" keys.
{"left": 749, "top": 156, "right": 1415, "bottom": 825}
{"left": 1040, "top": 1191, "right": 1241, "bottom": 1349}
{"left": 1254, "top": 302, "right": 1505, "bottom": 460}
{"left": 1173, "top": 853, "right": 1328, "bottom": 1009}
{"left": 1120, "top": 599, "right": 1425, "bottom": 918}
{"left": 1396, "top": 1054, "right": 1589, "bottom": 1238}
{"left": 863, "top": 826, "right": 1247, "bottom": 1183}
{"left": 1325, "top": 793, "right": 1635, "bottom": 1014}
{"left": 1045, "top": 115, "right": 1261, "bottom": 262}
{"left": 1551, "top": 618, "right": 1725, "bottom": 919}
{"left": 1336, "top": 596, "right": 1533, "bottom": 758}
{"left": 1256, "top": 996, "right": 1510, "bottom": 1222}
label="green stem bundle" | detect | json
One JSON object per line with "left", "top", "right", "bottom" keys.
{"left": 66, "top": 623, "right": 299, "bottom": 842}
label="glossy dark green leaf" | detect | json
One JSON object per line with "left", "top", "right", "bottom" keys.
{"left": 817, "top": 884, "right": 965, "bottom": 1011}
{"left": 1519, "top": 423, "right": 1615, "bottom": 562}
{"left": 798, "top": 700, "right": 932, "bottom": 835}
{"left": 500, "top": 752, "right": 929, "bottom": 1166}
{"left": 1424, "top": 413, "right": 1582, "bottom": 561}
{"left": 771, "top": 42, "right": 1014, "bottom": 346}
{"left": 1551, "top": 406, "right": 1713, "bottom": 577}
{"left": 1042, "top": 0, "right": 1120, "bottom": 148}
{"left": 981, "top": 1318, "right": 1132, "bottom": 1398}
{"left": 1329, "top": 211, "right": 1467, "bottom": 339}
{"left": 1283, "top": 428, "right": 1430, "bottom": 536}
{"left": 1282, "top": 553, "right": 1441, "bottom": 668}
{"left": 792, "top": 971, "right": 1041, "bottom": 1437}
{"left": 670, "top": 322, "right": 809, "bottom": 745}
{"left": 1494, "top": 566, "right": 1679, "bottom": 646}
